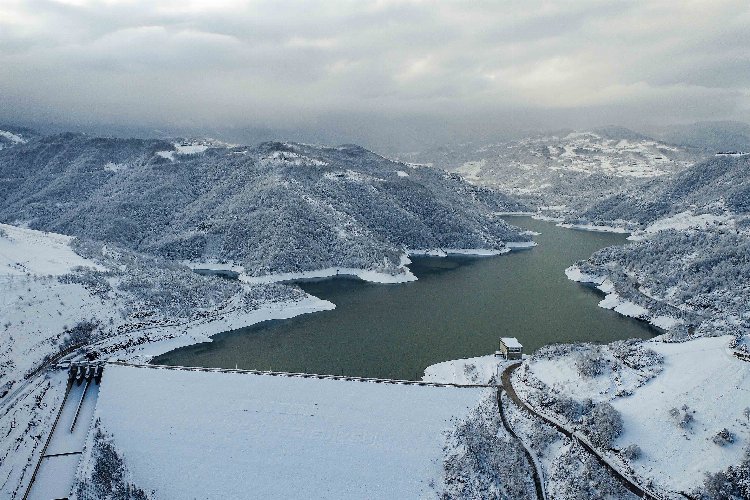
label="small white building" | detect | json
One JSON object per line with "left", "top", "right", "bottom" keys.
{"left": 498, "top": 337, "right": 523, "bottom": 360}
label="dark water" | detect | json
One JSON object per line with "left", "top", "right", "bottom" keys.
{"left": 153, "top": 217, "right": 657, "bottom": 379}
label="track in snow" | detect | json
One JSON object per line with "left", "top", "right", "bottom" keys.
{"left": 24, "top": 379, "right": 100, "bottom": 500}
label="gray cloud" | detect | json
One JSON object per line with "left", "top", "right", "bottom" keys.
{"left": 1, "top": 0, "right": 749, "bottom": 144}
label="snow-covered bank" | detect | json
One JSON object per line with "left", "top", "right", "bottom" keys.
{"left": 568, "top": 223, "right": 750, "bottom": 342}
{"left": 190, "top": 242, "right": 538, "bottom": 287}
{"left": 112, "top": 296, "right": 335, "bottom": 362}
{"left": 494, "top": 211, "right": 536, "bottom": 216}
{"left": 80, "top": 364, "right": 484, "bottom": 499}
{"left": 565, "top": 265, "right": 640, "bottom": 315}
{"left": 565, "top": 265, "right": 679, "bottom": 331}
{"left": 408, "top": 242, "right": 537, "bottom": 257}
{"left": 409, "top": 248, "right": 508, "bottom": 257}
{"left": 556, "top": 222, "right": 631, "bottom": 234}
{"left": 240, "top": 264, "right": 418, "bottom": 285}
{"left": 185, "top": 254, "right": 418, "bottom": 284}
{"left": 531, "top": 214, "right": 564, "bottom": 222}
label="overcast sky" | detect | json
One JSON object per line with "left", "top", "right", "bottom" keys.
{"left": 1, "top": 0, "right": 749, "bottom": 145}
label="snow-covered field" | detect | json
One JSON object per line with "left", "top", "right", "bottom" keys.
{"left": 0, "top": 223, "right": 105, "bottom": 276}
{"left": 0, "top": 223, "right": 115, "bottom": 389}
{"left": 628, "top": 210, "right": 735, "bottom": 240}
{"left": 80, "top": 364, "right": 484, "bottom": 499}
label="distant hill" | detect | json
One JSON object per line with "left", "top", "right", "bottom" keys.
{"left": 648, "top": 121, "right": 750, "bottom": 153}
{"left": 0, "top": 134, "right": 530, "bottom": 278}
{"left": 578, "top": 153, "right": 750, "bottom": 225}
{"left": 402, "top": 127, "right": 704, "bottom": 215}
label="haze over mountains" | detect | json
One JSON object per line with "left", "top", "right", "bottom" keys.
{"left": 401, "top": 126, "right": 705, "bottom": 214}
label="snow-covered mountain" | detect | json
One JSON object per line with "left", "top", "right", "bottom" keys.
{"left": 0, "top": 133, "right": 531, "bottom": 280}
{"left": 0, "top": 125, "right": 36, "bottom": 150}
{"left": 402, "top": 127, "right": 704, "bottom": 216}
{"left": 567, "top": 153, "right": 750, "bottom": 345}
{"left": 579, "top": 153, "right": 750, "bottom": 226}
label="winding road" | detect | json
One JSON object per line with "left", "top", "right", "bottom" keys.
{"left": 496, "top": 386, "right": 546, "bottom": 499}
{"left": 501, "top": 362, "right": 659, "bottom": 500}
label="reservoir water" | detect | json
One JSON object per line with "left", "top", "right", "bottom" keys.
{"left": 152, "top": 217, "right": 657, "bottom": 379}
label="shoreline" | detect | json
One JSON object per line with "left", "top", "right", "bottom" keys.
{"left": 565, "top": 265, "right": 677, "bottom": 333}
{"left": 114, "top": 295, "right": 337, "bottom": 363}
{"left": 185, "top": 241, "right": 538, "bottom": 286}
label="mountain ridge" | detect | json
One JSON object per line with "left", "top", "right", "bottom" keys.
{"left": 0, "top": 133, "right": 531, "bottom": 278}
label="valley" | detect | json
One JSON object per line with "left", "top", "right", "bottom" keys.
{"left": 0, "top": 126, "right": 747, "bottom": 499}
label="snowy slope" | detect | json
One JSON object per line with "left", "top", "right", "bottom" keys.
{"left": 612, "top": 336, "right": 750, "bottom": 493}
{"left": 81, "top": 364, "right": 484, "bottom": 499}
{"left": 0, "top": 223, "right": 333, "bottom": 498}
{"left": 0, "top": 225, "right": 112, "bottom": 390}
{"left": 403, "top": 128, "right": 701, "bottom": 216}
{"left": 0, "top": 134, "right": 530, "bottom": 281}
{"left": 0, "top": 224, "right": 322, "bottom": 392}
{"left": 516, "top": 336, "right": 750, "bottom": 495}
{"left": 0, "top": 223, "right": 105, "bottom": 275}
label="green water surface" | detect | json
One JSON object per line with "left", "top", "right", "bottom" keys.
{"left": 153, "top": 217, "right": 656, "bottom": 379}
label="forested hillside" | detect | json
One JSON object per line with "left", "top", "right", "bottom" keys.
{"left": 578, "top": 154, "right": 750, "bottom": 226}
{"left": 0, "top": 134, "right": 530, "bottom": 278}
{"left": 569, "top": 154, "right": 750, "bottom": 346}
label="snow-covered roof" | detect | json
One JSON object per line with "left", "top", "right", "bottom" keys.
{"left": 500, "top": 337, "right": 522, "bottom": 348}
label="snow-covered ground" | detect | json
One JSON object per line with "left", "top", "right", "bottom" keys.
{"left": 423, "top": 355, "right": 504, "bottom": 385}
{"left": 565, "top": 264, "right": 682, "bottom": 331}
{"left": 627, "top": 210, "right": 735, "bottom": 240}
{"left": 515, "top": 336, "right": 750, "bottom": 495}
{"left": 612, "top": 336, "right": 750, "bottom": 493}
{"left": 0, "top": 224, "right": 332, "bottom": 391}
{"left": 155, "top": 140, "right": 221, "bottom": 161}
{"left": 0, "top": 223, "right": 333, "bottom": 497}
{"left": 0, "top": 129, "right": 27, "bottom": 145}
{"left": 0, "top": 223, "right": 105, "bottom": 276}
{"left": 79, "top": 364, "right": 484, "bottom": 499}
{"left": 0, "top": 371, "right": 68, "bottom": 500}
{"left": 0, "top": 224, "right": 115, "bottom": 389}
